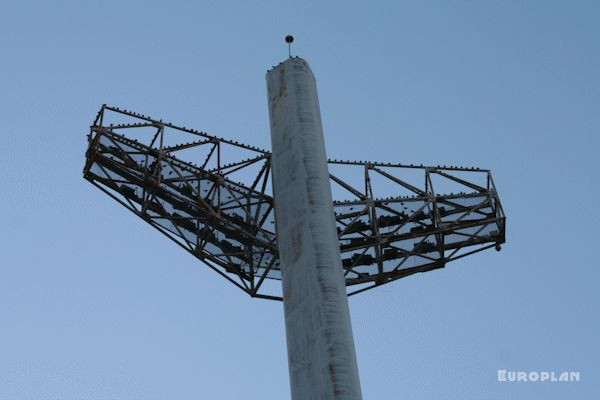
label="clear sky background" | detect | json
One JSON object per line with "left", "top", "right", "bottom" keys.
{"left": 1, "top": 1, "right": 598, "bottom": 399}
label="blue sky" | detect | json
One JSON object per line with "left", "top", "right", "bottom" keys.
{"left": 1, "top": 1, "right": 598, "bottom": 399}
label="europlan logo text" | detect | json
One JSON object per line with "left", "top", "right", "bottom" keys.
{"left": 498, "top": 370, "right": 580, "bottom": 383}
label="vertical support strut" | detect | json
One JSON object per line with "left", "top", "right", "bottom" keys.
{"left": 266, "top": 57, "right": 363, "bottom": 400}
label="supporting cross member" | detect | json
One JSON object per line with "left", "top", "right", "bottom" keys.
{"left": 83, "top": 105, "right": 505, "bottom": 300}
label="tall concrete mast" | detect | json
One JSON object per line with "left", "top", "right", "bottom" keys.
{"left": 266, "top": 57, "right": 363, "bottom": 400}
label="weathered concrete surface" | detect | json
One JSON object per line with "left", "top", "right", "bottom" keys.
{"left": 266, "top": 57, "right": 363, "bottom": 400}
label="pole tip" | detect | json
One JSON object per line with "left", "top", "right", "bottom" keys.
{"left": 285, "top": 35, "right": 294, "bottom": 58}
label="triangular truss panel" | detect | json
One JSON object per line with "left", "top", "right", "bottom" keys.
{"left": 84, "top": 106, "right": 280, "bottom": 300}
{"left": 327, "top": 160, "right": 505, "bottom": 296}
{"left": 84, "top": 105, "right": 505, "bottom": 300}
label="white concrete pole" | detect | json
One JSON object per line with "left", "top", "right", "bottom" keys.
{"left": 266, "top": 57, "right": 363, "bottom": 400}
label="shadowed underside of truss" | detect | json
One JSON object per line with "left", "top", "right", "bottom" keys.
{"left": 83, "top": 105, "right": 506, "bottom": 300}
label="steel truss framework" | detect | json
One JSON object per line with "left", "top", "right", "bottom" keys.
{"left": 83, "top": 105, "right": 506, "bottom": 300}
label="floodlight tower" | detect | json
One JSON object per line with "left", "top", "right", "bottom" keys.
{"left": 83, "top": 38, "right": 505, "bottom": 400}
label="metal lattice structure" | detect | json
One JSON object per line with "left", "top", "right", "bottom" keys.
{"left": 84, "top": 105, "right": 505, "bottom": 300}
